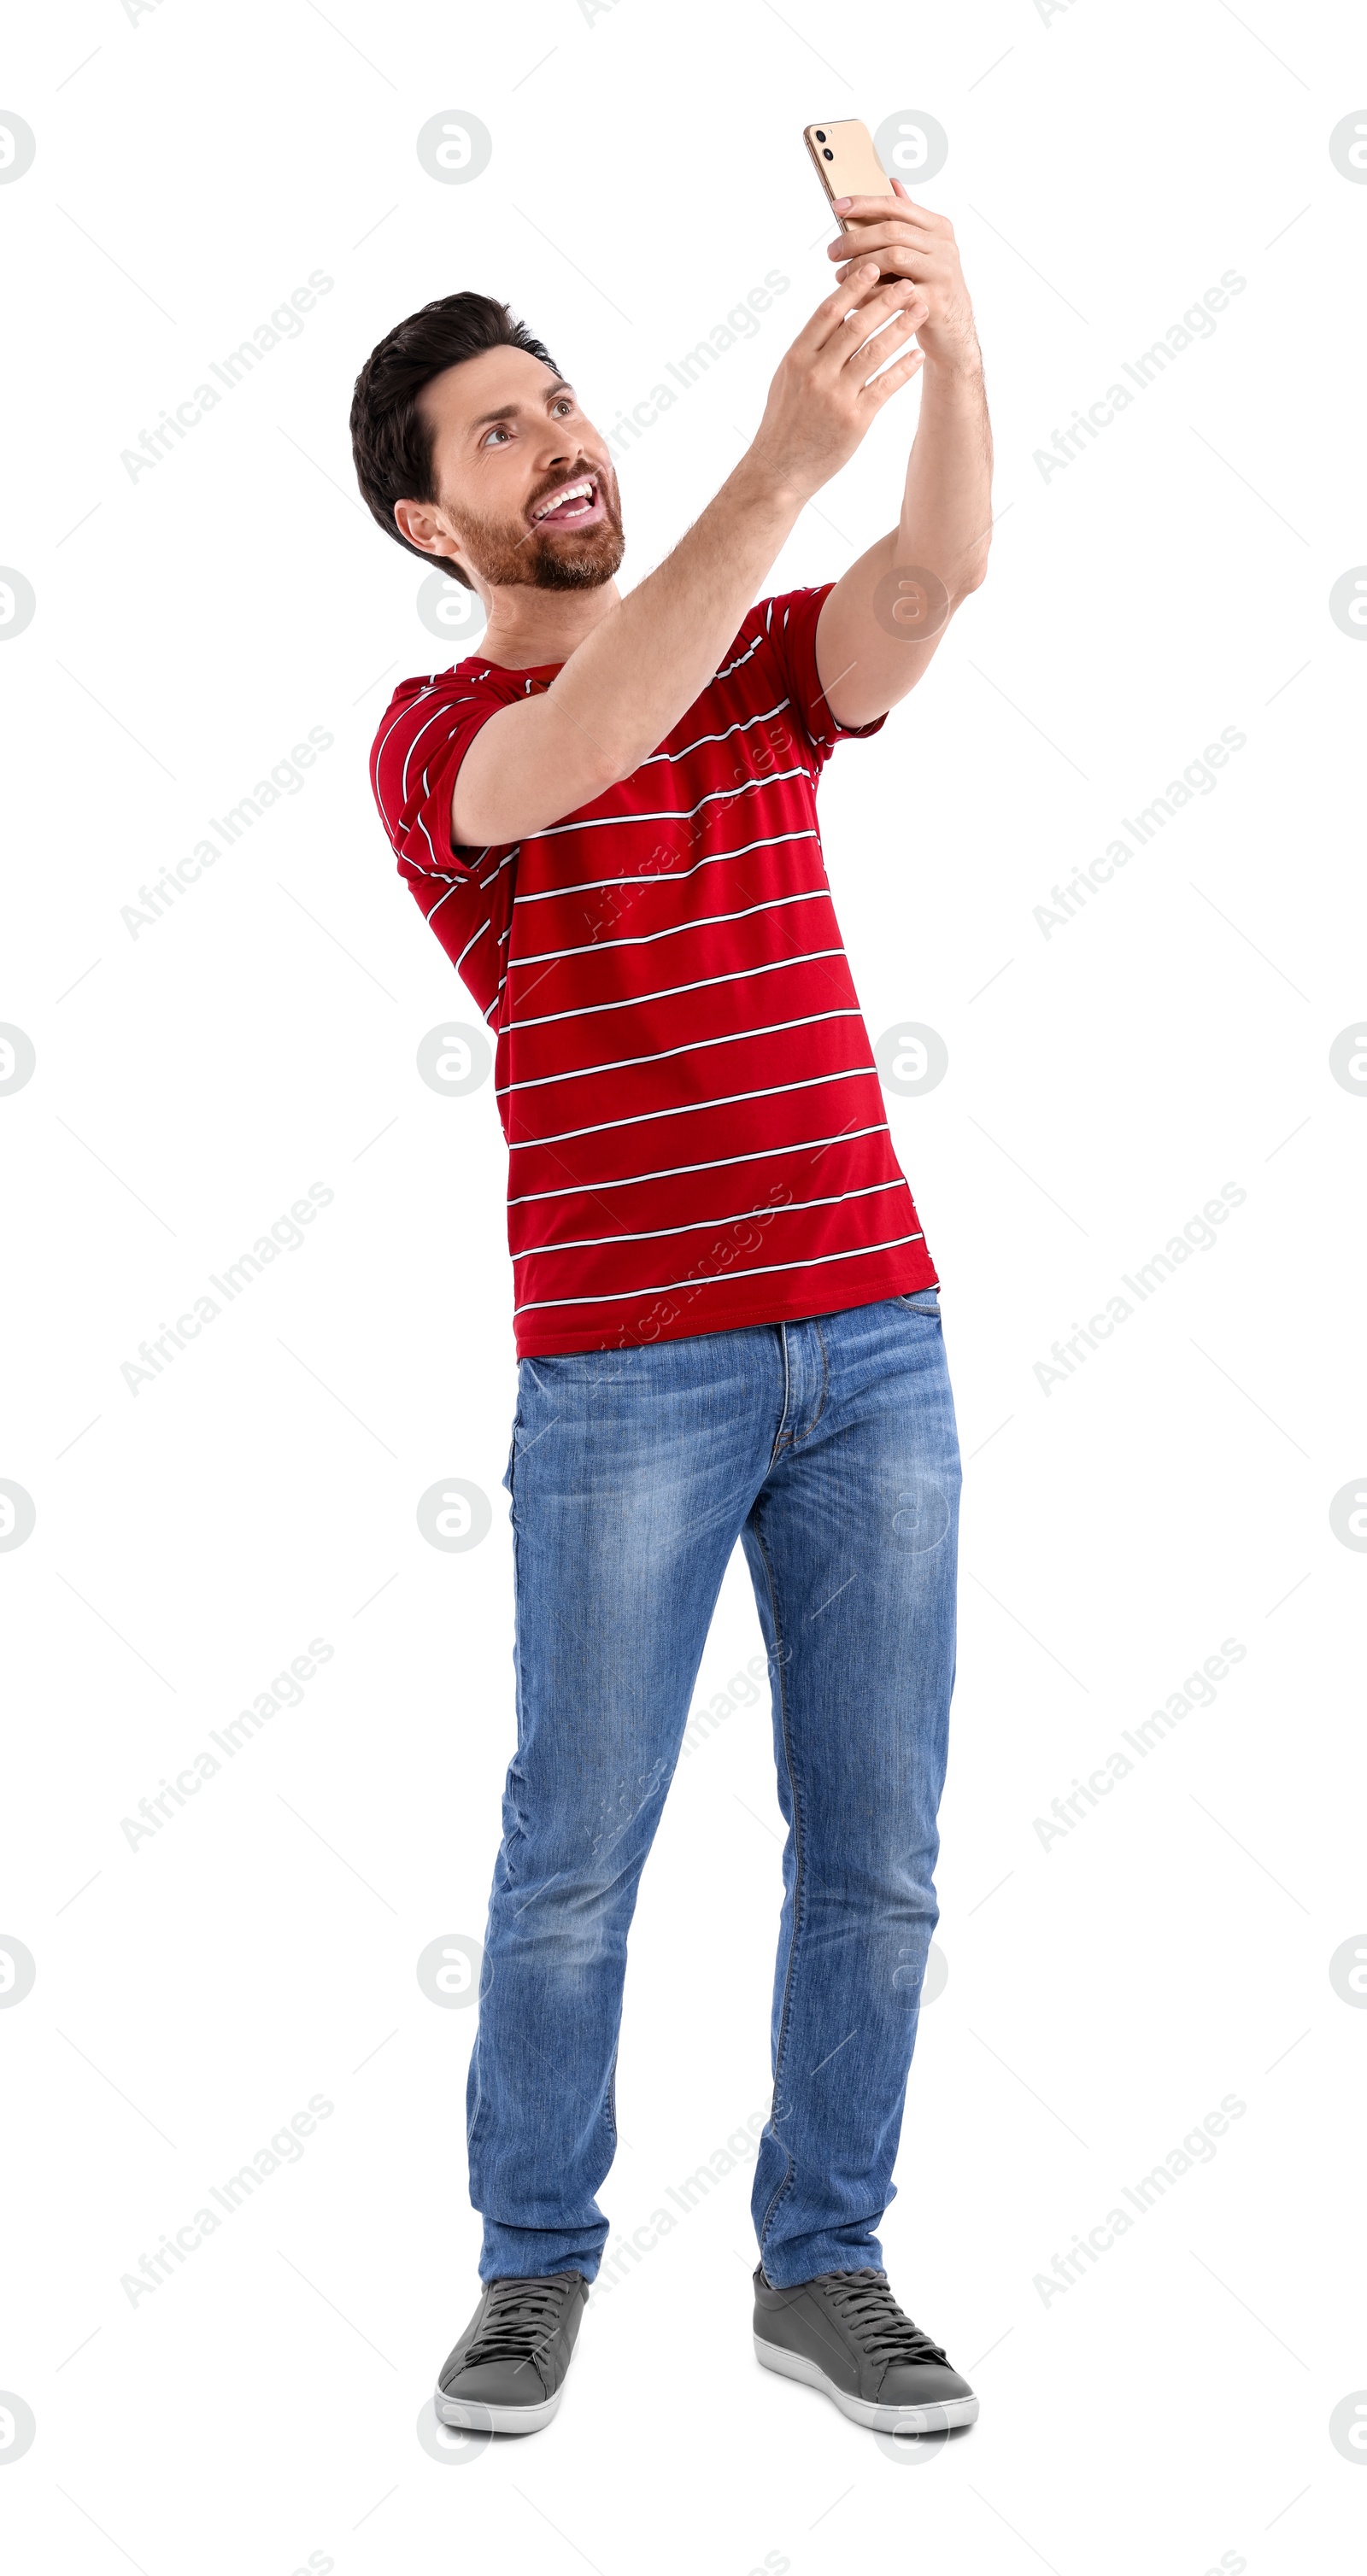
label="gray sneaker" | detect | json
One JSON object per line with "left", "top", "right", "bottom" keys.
{"left": 435, "top": 2271, "right": 589, "bottom": 2435}
{"left": 754, "top": 2264, "right": 979, "bottom": 2433}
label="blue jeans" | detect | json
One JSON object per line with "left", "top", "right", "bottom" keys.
{"left": 466, "top": 1290, "right": 961, "bottom": 2289}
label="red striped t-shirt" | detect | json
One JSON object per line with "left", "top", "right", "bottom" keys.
{"left": 370, "top": 583, "right": 937, "bottom": 1356}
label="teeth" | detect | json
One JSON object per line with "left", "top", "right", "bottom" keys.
{"left": 534, "top": 477, "right": 595, "bottom": 520}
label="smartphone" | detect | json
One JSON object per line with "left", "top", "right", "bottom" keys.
{"left": 802, "top": 120, "right": 896, "bottom": 226}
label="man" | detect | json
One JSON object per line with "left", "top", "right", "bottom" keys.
{"left": 352, "top": 180, "right": 992, "bottom": 2438}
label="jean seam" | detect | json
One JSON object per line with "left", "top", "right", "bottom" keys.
{"left": 760, "top": 2151, "right": 798, "bottom": 2254}
{"left": 502, "top": 1414, "right": 531, "bottom": 1906}
{"left": 504, "top": 1388, "right": 522, "bottom": 1513}
{"left": 801, "top": 1318, "right": 830, "bottom": 1441}
{"left": 751, "top": 1502, "right": 807, "bottom": 2199}
{"left": 605, "top": 2035, "right": 620, "bottom": 2148}
{"left": 768, "top": 1322, "right": 792, "bottom": 1468}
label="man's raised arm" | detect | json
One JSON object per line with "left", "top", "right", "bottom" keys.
{"left": 814, "top": 186, "right": 993, "bottom": 729}
{"left": 452, "top": 267, "right": 927, "bottom": 848}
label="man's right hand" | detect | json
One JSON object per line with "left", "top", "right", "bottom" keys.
{"left": 749, "top": 266, "right": 930, "bottom": 501}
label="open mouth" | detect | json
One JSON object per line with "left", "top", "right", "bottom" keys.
{"left": 529, "top": 474, "right": 604, "bottom": 530}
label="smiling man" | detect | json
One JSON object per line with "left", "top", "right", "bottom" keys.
{"left": 352, "top": 184, "right": 992, "bottom": 2441}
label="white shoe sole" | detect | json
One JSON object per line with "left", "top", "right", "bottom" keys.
{"left": 754, "top": 2335, "right": 979, "bottom": 2432}
{"left": 433, "top": 2383, "right": 563, "bottom": 2436}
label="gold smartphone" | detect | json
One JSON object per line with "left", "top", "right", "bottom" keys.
{"left": 803, "top": 120, "right": 896, "bottom": 225}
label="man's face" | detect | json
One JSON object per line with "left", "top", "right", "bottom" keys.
{"left": 411, "top": 347, "right": 624, "bottom": 593}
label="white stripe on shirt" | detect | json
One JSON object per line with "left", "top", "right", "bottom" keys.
{"left": 496, "top": 1010, "right": 861, "bottom": 1096}
{"left": 530, "top": 767, "right": 811, "bottom": 842}
{"left": 402, "top": 702, "right": 466, "bottom": 808}
{"left": 512, "top": 828, "right": 818, "bottom": 907}
{"left": 508, "top": 887, "right": 830, "bottom": 969}
{"left": 507, "top": 1122, "right": 892, "bottom": 1204}
{"left": 455, "top": 916, "right": 493, "bottom": 971}
{"left": 713, "top": 632, "right": 766, "bottom": 682}
{"left": 372, "top": 684, "right": 444, "bottom": 831}
{"left": 509, "top": 950, "right": 848, "bottom": 1031}
{"left": 633, "top": 700, "right": 794, "bottom": 770}
{"left": 513, "top": 1230, "right": 925, "bottom": 1313}
{"left": 507, "top": 1064, "right": 879, "bottom": 1151}
{"left": 512, "top": 1178, "right": 904, "bottom": 1258}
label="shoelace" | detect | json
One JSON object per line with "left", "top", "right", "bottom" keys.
{"left": 822, "top": 2270, "right": 948, "bottom": 2366}
{"left": 463, "top": 2274, "right": 577, "bottom": 2369}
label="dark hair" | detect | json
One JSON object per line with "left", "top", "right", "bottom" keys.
{"left": 349, "top": 292, "right": 560, "bottom": 590}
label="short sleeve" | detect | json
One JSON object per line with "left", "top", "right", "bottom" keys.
{"left": 751, "top": 584, "right": 889, "bottom": 766}
{"left": 369, "top": 676, "right": 507, "bottom": 888}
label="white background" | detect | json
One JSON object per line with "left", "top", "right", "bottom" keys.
{"left": 2, "top": 2, "right": 1364, "bottom": 2569}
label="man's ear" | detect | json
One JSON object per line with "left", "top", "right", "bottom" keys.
{"left": 393, "top": 497, "right": 464, "bottom": 571}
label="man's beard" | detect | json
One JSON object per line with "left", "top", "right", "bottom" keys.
{"left": 446, "top": 479, "right": 625, "bottom": 593}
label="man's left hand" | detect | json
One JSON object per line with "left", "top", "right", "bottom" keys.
{"left": 828, "top": 182, "right": 981, "bottom": 376}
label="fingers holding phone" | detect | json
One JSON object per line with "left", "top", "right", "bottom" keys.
{"left": 827, "top": 183, "right": 980, "bottom": 376}
{"left": 804, "top": 119, "right": 980, "bottom": 375}
{"left": 824, "top": 267, "right": 930, "bottom": 378}
{"left": 752, "top": 266, "right": 928, "bottom": 498}
{"left": 827, "top": 183, "right": 940, "bottom": 278}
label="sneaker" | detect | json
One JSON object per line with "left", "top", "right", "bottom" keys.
{"left": 435, "top": 2271, "right": 589, "bottom": 2436}
{"left": 753, "top": 2264, "right": 979, "bottom": 2433}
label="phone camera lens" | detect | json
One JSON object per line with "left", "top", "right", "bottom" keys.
{"left": 823, "top": 148, "right": 834, "bottom": 161}
{"left": 815, "top": 130, "right": 826, "bottom": 142}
